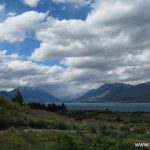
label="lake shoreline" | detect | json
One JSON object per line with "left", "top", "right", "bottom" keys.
{"left": 65, "top": 103, "right": 150, "bottom": 112}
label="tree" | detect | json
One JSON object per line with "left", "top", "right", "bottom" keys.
{"left": 61, "top": 103, "right": 67, "bottom": 111}
{"left": 12, "top": 90, "right": 23, "bottom": 106}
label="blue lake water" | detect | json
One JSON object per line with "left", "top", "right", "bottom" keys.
{"left": 65, "top": 103, "right": 150, "bottom": 112}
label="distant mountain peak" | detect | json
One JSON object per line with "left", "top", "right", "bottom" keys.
{"left": 0, "top": 87, "right": 61, "bottom": 103}
{"left": 77, "top": 82, "right": 145, "bottom": 102}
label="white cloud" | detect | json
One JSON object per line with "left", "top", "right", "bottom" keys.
{"left": 0, "top": 11, "right": 47, "bottom": 42}
{"left": 23, "top": 0, "right": 40, "bottom": 7}
{"left": 30, "top": 0, "right": 150, "bottom": 93}
{"left": 0, "top": 50, "right": 67, "bottom": 95}
{"left": 32, "top": 0, "right": 150, "bottom": 60}
{"left": 1, "top": 0, "right": 150, "bottom": 96}
{"left": 52, "top": 0, "right": 92, "bottom": 7}
{"left": 1, "top": 47, "right": 150, "bottom": 97}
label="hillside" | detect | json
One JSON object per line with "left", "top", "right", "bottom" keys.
{"left": 0, "top": 96, "right": 150, "bottom": 150}
{"left": 0, "top": 87, "right": 61, "bottom": 103}
{"left": 0, "top": 91, "right": 12, "bottom": 100}
{"left": 77, "top": 82, "right": 150, "bottom": 103}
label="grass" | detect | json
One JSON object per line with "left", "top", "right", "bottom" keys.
{"left": 0, "top": 97, "right": 150, "bottom": 149}
{"left": 0, "top": 110, "right": 150, "bottom": 150}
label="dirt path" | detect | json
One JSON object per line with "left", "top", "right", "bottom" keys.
{"left": 0, "top": 128, "right": 78, "bottom": 134}
{"left": 0, "top": 127, "right": 18, "bottom": 133}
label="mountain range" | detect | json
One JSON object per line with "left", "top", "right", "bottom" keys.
{"left": 1, "top": 82, "right": 150, "bottom": 103}
{"left": 0, "top": 87, "right": 61, "bottom": 103}
{"left": 77, "top": 82, "right": 150, "bottom": 103}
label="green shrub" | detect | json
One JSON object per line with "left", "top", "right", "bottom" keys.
{"left": 0, "top": 96, "right": 13, "bottom": 110}
{"left": 57, "top": 122, "right": 68, "bottom": 130}
{"left": 56, "top": 134, "right": 77, "bottom": 150}
{"left": 0, "top": 117, "right": 11, "bottom": 129}
{"left": 91, "top": 136, "right": 119, "bottom": 150}
{"left": 29, "top": 120, "right": 48, "bottom": 129}
{"left": 90, "top": 126, "right": 97, "bottom": 133}
{"left": 99, "top": 124, "right": 114, "bottom": 136}
{"left": 0, "top": 116, "right": 28, "bottom": 129}
{"left": 120, "top": 126, "right": 130, "bottom": 135}
{"left": 15, "top": 118, "right": 28, "bottom": 128}
{"left": 23, "top": 105, "right": 30, "bottom": 112}
{"left": 119, "top": 141, "right": 136, "bottom": 150}
{"left": 133, "top": 127, "right": 146, "bottom": 134}
{"left": 116, "top": 117, "right": 122, "bottom": 122}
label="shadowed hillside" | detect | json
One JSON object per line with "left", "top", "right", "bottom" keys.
{"left": 77, "top": 82, "right": 150, "bottom": 103}
{"left": 0, "top": 87, "right": 61, "bottom": 103}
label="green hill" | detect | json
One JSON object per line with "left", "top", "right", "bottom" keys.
{"left": 0, "top": 96, "right": 13, "bottom": 110}
{"left": 0, "top": 97, "right": 150, "bottom": 150}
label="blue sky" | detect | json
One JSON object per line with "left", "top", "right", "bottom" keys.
{"left": 0, "top": 0, "right": 150, "bottom": 97}
{"left": 0, "top": 0, "right": 91, "bottom": 66}
{"left": 2, "top": 0, "right": 91, "bottom": 19}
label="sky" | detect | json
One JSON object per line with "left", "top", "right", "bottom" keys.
{"left": 0, "top": 0, "right": 150, "bottom": 97}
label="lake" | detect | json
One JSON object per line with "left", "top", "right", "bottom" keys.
{"left": 65, "top": 103, "right": 150, "bottom": 112}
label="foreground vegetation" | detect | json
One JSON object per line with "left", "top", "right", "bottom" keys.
{"left": 0, "top": 96, "right": 150, "bottom": 150}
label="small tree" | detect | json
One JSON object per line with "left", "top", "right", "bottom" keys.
{"left": 12, "top": 90, "right": 23, "bottom": 106}
{"left": 61, "top": 103, "right": 67, "bottom": 111}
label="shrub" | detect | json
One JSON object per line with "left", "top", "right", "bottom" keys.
{"left": 57, "top": 122, "right": 68, "bottom": 130}
{"left": 91, "top": 136, "right": 119, "bottom": 150}
{"left": 23, "top": 105, "right": 30, "bottom": 113}
{"left": 15, "top": 118, "right": 28, "bottom": 128}
{"left": 29, "top": 120, "right": 48, "bottom": 129}
{"left": 56, "top": 134, "right": 77, "bottom": 150}
{"left": 119, "top": 141, "right": 136, "bottom": 150}
{"left": 0, "top": 117, "right": 11, "bottom": 129}
{"left": 99, "top": 124, "right": 113, "bottom": 136}
{"left": 90, "top": 126, "right": 97, "bottom": 133}
{"left": 133, "top": 127, "right": 146, "bottom": 134}
{"left": 116, "top": 117, "right": 122, "bottom": 122}
{"left": 0, "top": 96, "right": 13, "bottom": 110}
{"left": 0, "top": 116, "right": 28, "bottom": 129}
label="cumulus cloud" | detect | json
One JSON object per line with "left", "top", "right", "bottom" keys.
{"left": 1, "top": 0, "right": 150, "bottom": 96}
{"left": 31, "top": 0, "right": 150, "bottom": 60}
{"left": 23, "top": 0, "right": 40, "bottom": 7}
{"left": 30, "top": 0, "right": 150, "bottom": 94}
{"left": 1, "top": 48, "right": 150, "bottom": 97}
{"left": 0, "top": 11, "right": 47, "bottom": 43}
{"left": 0, "top": 50, "right": 68, "bottom": 95}
{"left": 0, "top": 50, "right": 113, "bottom": 96}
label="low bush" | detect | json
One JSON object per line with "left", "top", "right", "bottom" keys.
{"left": 29, "top": 120, "right": 48, "bottom": 129}
{"left": 56, "top": 134, "right": 77, "bottom": 150}
{"left": 0, "top": 96, "right": 13, "bottom": 110}
{"left": 0, "top": 117, "right": 12, "bottom": 129}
